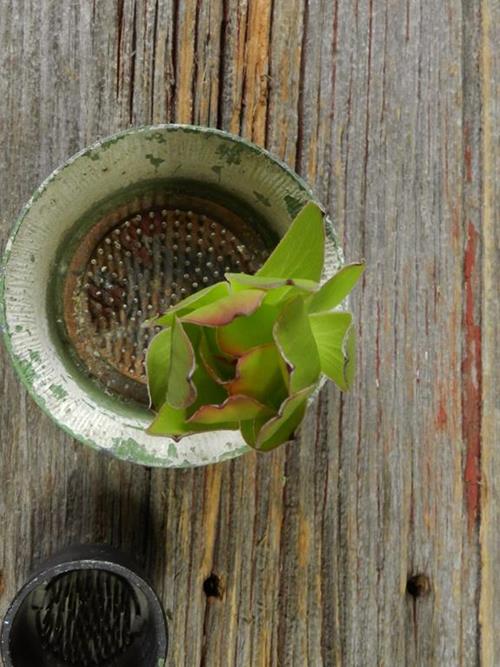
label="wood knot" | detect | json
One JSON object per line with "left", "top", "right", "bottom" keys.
{"left": 406, "top": 573, "right": 431, "bottom": 598}
{"left": 203, "top": 573, "right": 224, "bottom": 600}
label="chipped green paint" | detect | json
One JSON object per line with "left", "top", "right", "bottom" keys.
{"left": 18, "top": 357, "right": 37, "bottom": 383}
{"left": 29, "top": 349, "right": 41, "bottom": 364}
{"left": 14, "top": 324, "right": 22, "bottom": 332}
{"left": 215, "top": 142, "right": 244, "bottom": 165}
{"left": 88, "top": 151, "right": 101, "bottom": 162}
{"left": 218, "top": 445, "right": 250, "bottom": 461}
{"left": 254, "top": 191, "right": 272, "bottom": 207}
{"left": 30, "top": 253, "right": 35, "bottom": 263}
{"left": 145, "top": 154, "right": 165, "bottom": 169}
{"left": 111, "top": 437, "right": 169, "bottom": 465}
{"left": 144, "top": 130, "right": 168, "bottom": 144}
{"left": 49, "top": 383, "right": 68, "bottom": 400}
{"left": 168, "top": 442, "right": 178, "bottom": 458}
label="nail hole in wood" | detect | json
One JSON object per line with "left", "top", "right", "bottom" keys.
{"left": 406, "top": 573, "right": 431, "bottom": 598}
{"left": 203, "top": 573, "right": 224, "bottom": 600}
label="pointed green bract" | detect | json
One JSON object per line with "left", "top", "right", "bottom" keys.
{"left": 273, "top": 297, "right": 321, "bottom": 393}
{"left": 147, "top": 403, "right": 237, "bottom": 437}
{"left": 151, "top": 282, "right": 230, "bottom": 327}
{"left": 226, "top": 272, "right": 318, "bottom": 293}
{"left": 181, "top": 289, "right": 265, "bottom": 327}
{"left": 255, "top": 384, "right": 316, "bottom": 451}
{"left": 146, "top": 328, "right": 172, "bottom": 410}
{"left": 188, "top": 395, "right": 272, "bottom": 425}
{"left": 145, "top": 197, "right": 362, "bottom": 452}
{"left": 256, "top": 202, "right": 325, "bottom": 281}
{"left": 227, "top": 344, "right": 287, "bottom": 409}
{"left": 216, "top": 302, "right": 278, "bottom": 356}
{"left": 166, "top": 317, "right": 197, "bottom": 409}
{"left": 309, "top": 311, "right": 353, "bottom": 390}
{"left": 308, "top": 262, "right": 365, "bottom": 313}
{"left": 240, "top": 414, "right": 270, "bottom": 448}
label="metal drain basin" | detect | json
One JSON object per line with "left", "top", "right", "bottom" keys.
{"left": 1, "top": 125, "right": 339, "bottom": 466}
{"left": 60, "top": 188, "right": 271, "bottom": 404}
{"left": 1, "top": 546, "right": 168, "bottom": 667}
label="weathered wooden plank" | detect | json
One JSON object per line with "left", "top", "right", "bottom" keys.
{"left": 479, "top": 0, "right": 500, "bottom": 665}
{"left": 0, "top": 1, "right": 496, "bottom": 666}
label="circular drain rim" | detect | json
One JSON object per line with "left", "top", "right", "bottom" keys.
{"left": 0, "top": 124, "right": 343, "bottom": 467}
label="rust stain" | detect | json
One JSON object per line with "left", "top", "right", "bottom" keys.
{"left": 462, "top": 221, "right": 482, "bottom": 531}
{"left": 436, "top": 398, "right": 448, "bottom": 430}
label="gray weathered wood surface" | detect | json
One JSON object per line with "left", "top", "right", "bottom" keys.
{"left": 0, "top": 1, "right": 498, "bottom": 665}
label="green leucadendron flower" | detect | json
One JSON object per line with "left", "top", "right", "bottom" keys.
{"left": 145, "top": 202, "right": 364, "bottom": 451}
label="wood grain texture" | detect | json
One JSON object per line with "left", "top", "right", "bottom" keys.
{"left": 0, "top": 1, "right": 497, "bottom": 665}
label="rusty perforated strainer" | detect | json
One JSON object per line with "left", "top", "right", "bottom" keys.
{"left": 62, "top": 190, "right": 271, "bottom": 404}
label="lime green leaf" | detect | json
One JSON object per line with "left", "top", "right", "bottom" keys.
{"left": 227, "top": 343, "right": 287, "bottom": 409}
{"left": 240, "top": 414, "right": 270, "bottom": 448}
{"left": 188, "top": 395, "right": 272, "bottom": 425}
{"left": 309, "top": 311, "right": 353, "bottom": 390}
{"left": 147, "top": 403, "right": 194, "bottom": 437}
{"left": 226, "top": 273, "right": 318, "bottom": 293}
{"left": 308, "top": 262, "right": 365, "bottom": 313}
{"left": 256, "top": 202, "right": 325, "bottom": 281}
{"left": 147, "top": 403, "right": 237, "bottom": 438}
{"left": 181, "top": 289, "right": 265, "bottom": 327}
{"left": 147, "top": 354, "right": 232, "bottom": 438}
{"left": 166, "top": 317, "right": 197, "bottom": 409}
{"left": 254, "top": 384, "right": 316, "bottom": 452}
{"left": 216, "top": 303, "right": 279, "bottom": 356}
{"left": 273, "top": 297, "right": 321, "bottom": 392}
{"left": 151, "top": 282, "right": 230, "bottom": 327}
{"left": 146, "top": 327, "right": 172, "bottom": 410}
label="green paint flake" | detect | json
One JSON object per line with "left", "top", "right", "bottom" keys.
{"left": 144, "top": 131, "right": 168, "bottom": 144}
{"left": 30, "top": 254, "right": 35, "bottom": 263}
{"left": 217, "top": 445, "right": 249, "bottom": 462}
{"left": 49, "top": 384, "right": 68, "bottom": 400}
{"left": 253, "top": 191, "right": 271, "bottom": 207}
{"left": 145, "top": 154, "right": 165, "bottom": 169}
{"left": 29, "top": 350, "right": 41, "bottom": 363}
{"left": 15, "top": 325, "right": 23, "bottom": 332}
{"left": 168, "top": 442, "right": 178, "bottom": 458}
{"left": 18, "top": 358, "right": 37, "bottom": 383}
{"left": 215, "top": 143, "right": 244, "bottom": 165}
{"left": 111, "top": 437, "right": 165, "bottom": 465}
{"left": 88, "top": 152, "right": 101, "bottom": 161}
